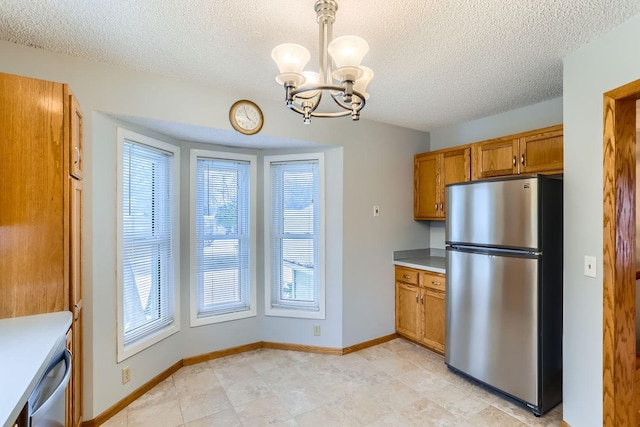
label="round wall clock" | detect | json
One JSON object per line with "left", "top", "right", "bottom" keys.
{"left": 229, "top": 100, "right": 264, "bottom": 135}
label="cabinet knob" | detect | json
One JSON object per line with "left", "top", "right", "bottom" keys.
{"left": 421, "top": 294, "right": 424, "bottom": 304}
{"left": 415, "top": 294, "right": 419, "bottom": 303}
{"left": 74, "top": 146, "right": 81, "bottom": 165}
{"left": 434, "top": 203, "right": 438, "bottom": 211}
{"left": 439, "top": 203, "right": 443, "bottom": 211}
{"left": 513, "top": 156, "right": 516, "bottom": 167}
{"left": 432, "top": 281, "right": 441, "bottom": 286}
{"left": 521, "top": 154, "right": 525, "bottom": 166}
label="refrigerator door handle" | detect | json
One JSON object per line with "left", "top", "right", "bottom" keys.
{"left": 448, "top": 245, "right": 541, "bottom": 257}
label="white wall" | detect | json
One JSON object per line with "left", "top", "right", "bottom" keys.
{"left": 426, "top": 97, "right": 563, "bottom": 248}
{"left": 562, "top": 12, "right": 640, "bottom": 427}
{"left": 0, "top": 41, "right": 430, "bottom": 417}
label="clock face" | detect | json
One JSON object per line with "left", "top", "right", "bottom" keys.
{"left": 230, "top": 100, "right": 263, "bottom": 135}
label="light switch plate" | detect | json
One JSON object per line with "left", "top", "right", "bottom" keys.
{"left": 584, "top": 255, "right": 597, "bottom": 278}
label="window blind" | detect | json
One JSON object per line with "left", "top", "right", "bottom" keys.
{"left": 195, "top": 158, "right": 251, "bottom": 317}
{"left": 122, "top": 141, "right": 175, "bottom": 344}
{"left": 270, "top": 160, "right": 320, "bottom": 311}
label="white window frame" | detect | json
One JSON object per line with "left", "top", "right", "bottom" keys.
{"left": 190, "top": 150, "right": 257, "bottom": 326}
{"left": 116, "top": 128, "right": 180, "bottom": 362}
{"left": 264, "top": 153, "right": 325, "bottom": 319}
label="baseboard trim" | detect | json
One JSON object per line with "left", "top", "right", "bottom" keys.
{"left": 342, "top": 333, "right": 398, "bottom": 354}
{"left": 85, "top": 360, "right": 183, "bottom": 427}
{"left": 183, "top": 342, "right": 263, "bottom": 366}
{"left": 82, "top": 334, "right": 400, "bottom": 426}
{"left": 262, "top": 341, "right": 343, "bottom": 355}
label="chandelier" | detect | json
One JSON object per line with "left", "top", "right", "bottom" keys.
{"left": 271, "top": 0, "right": 373, "bottom": 124}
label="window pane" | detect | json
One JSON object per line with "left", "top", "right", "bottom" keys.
{"left": 270, "top": 160, "right": 320, "bottom": 311}
{"left": 195, "top": 158, "right": 251, "bottom": 317}
{"left": 122, "top": 141, "right": 174, "bottom": 344}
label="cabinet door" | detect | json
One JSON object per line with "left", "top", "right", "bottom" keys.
{"left": 0, "top": 73, "right": 67, "bottom": 317}
{"left": 519, "top": 126, "right": 563, "bottom": 174}
{"left": 414, "top": 153, "right": 440, "bottom": 219}
{"left": 69, "top": 94, "right": 83, "bottom": 179}
{"left": 396, "top": 282, "right": 420, "bottom": 340}
{"left": 69, "top": 178, "right": 83, "bottom": 427}
{"left": 471, "top": 138, "right": 519, "bottom": 180}
{"left": 421, "top": 289, "right": 446, "bottom": 354}
{"left": 440, "top": 147, "right": 470, "bottom": 216}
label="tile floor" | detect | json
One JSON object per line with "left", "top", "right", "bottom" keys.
{"left": 102, "top": 338, "right": 563, "bottom": 426}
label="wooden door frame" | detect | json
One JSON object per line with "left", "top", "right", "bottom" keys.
{"left": 603, "top": 79, "right": 640, "bottom": 426}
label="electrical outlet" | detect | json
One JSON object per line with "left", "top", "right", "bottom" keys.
{"left": 373, "top": 205, "right": 380, "bottom": 217}
{"left": 122, "top": 366, "right": 131, "bottom": 384}
{"left": 584, "top": 255, "right": 597, "bottom": 278}
{"left": 313, "top": 325, "right": 321, "bottom": 336}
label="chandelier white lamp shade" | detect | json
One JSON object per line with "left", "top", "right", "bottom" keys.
{"left": 271, "top": 0, "right": 374, "bottom": 124}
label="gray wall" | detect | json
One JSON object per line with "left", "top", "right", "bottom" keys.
{"left": 0, "top": 41, "right": 430, "bottom": 417}
{"left": 427, "top": 97, "right": 563, "bottom": 249}
{"left": 562, "top": 12, "right": 640, "bottom": 426}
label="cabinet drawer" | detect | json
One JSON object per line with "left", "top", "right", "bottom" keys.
{"left": 420, "top": 272, "right": 446, "bottom": 291}
{"left": 395, "top": 267, "right": 419, "bottom": 286}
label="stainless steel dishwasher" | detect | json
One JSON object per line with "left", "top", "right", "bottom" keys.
{"left": 27, "top": 338, "right": 72, "bottom": 427}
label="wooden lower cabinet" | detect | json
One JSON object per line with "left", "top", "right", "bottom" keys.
{"left": 395, "top": 266, "right": 446, "bottom": 354}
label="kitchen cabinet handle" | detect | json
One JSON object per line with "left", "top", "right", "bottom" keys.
{"left": 513, "top": 156, "right": 516, "bottom": 166}
{"left": 432, "top": 281, "right": 441, "bottom": 286}
{"left": 74, "top": 146, "right": 81, "bottom": 165}
{"left": 439, "top": 203, "right": 443, "bottom": 211}
{"left": 521, "top": 154, "right": 525, "bottom": 165}
{"left": 434, "top": 203, "right": 438, "bottom": 211}
{"left": 403, "top": 274, "right": 411, "bottom": 279}
{"left": 421, "top": 294, "right": 424, "bottom": 304}
{"left": 73, "top": 301, "right": 83, "bottom": 320}
{"left": 415, "top": 294, "right": 419, "bottom": 303}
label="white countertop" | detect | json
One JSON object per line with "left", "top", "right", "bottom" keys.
{"left": 0, "top": 311, "right": 72, "bottom": 427}
{"left": 393, "top": 248, "right": 446, "bottom": 274}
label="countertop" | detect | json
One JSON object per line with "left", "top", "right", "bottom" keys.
{"left": 0, "top": 311, "right": 72, "bottom": 427}
{"left": 392, "top": 248, "right": 446, "bottom": 274}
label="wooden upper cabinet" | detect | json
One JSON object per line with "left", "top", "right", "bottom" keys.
{"left": 414, "top": 146, "right": 470, "bottom": 220}
{"left": 519, "top": 126, "right": 563, "bottom": 174}
{"left": 471, "top": 138, "right": 519, "bottom": 180}
{"left": 0, "top": 73, "right": 68, "bottom": 317}
{"left": 69, "top": 94, "right": 83, "bottom": 179}
{"left": 440, "top": 147, "right": 471, "bottom": 214}
{"left": 414, "top": 153, "right": 440, "bottom": 219}
{"left": 471, "top": 124, "right": 563, "bottom": 180}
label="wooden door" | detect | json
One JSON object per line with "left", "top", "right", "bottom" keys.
{"left": 396, "top": 282, "right": 420, "bottom": 340}
{"left": 414, "top": 153, "right": 440, "bottom": 219}
{"left": 440, "top": 147, "right": 471, "bottom": 216}
{"left": 421, "top": 289, "right": 446, "bottom": 354}
{"left": 69, "top": 94, "right": 83, "bottom": 179}
{"left": 519, "top": 125, "right": 563, "bottom": 174}
{"left": 69, "top": 178, "right": 83, "bottom": 427}
{"left": 0, "top": 72, "right": 68, "bottom": 317}
{"left": 471, "top": 138, "right": 519, "bottom": 180}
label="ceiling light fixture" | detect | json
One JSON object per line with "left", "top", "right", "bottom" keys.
{"left": 271, "top": 0, "right": 373, "bottom": 124}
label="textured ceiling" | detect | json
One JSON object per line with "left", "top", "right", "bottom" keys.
{"left": 1, "top": 0, "right": 640, "bottom": 134}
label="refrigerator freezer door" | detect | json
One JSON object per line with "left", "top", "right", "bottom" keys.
{"left": 445, "top": 248, "right": 539, "bottom": 406}
{"left": 446, "top": 177, "right": 539, "bottom": 250}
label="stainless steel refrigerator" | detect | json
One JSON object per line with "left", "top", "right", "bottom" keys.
{"left": 445, "top": 175, "right": 562, "bottom": 416}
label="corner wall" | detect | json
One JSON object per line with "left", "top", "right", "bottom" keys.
{"left": 562, "top": 12, "right": 640, "bottom": 427}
